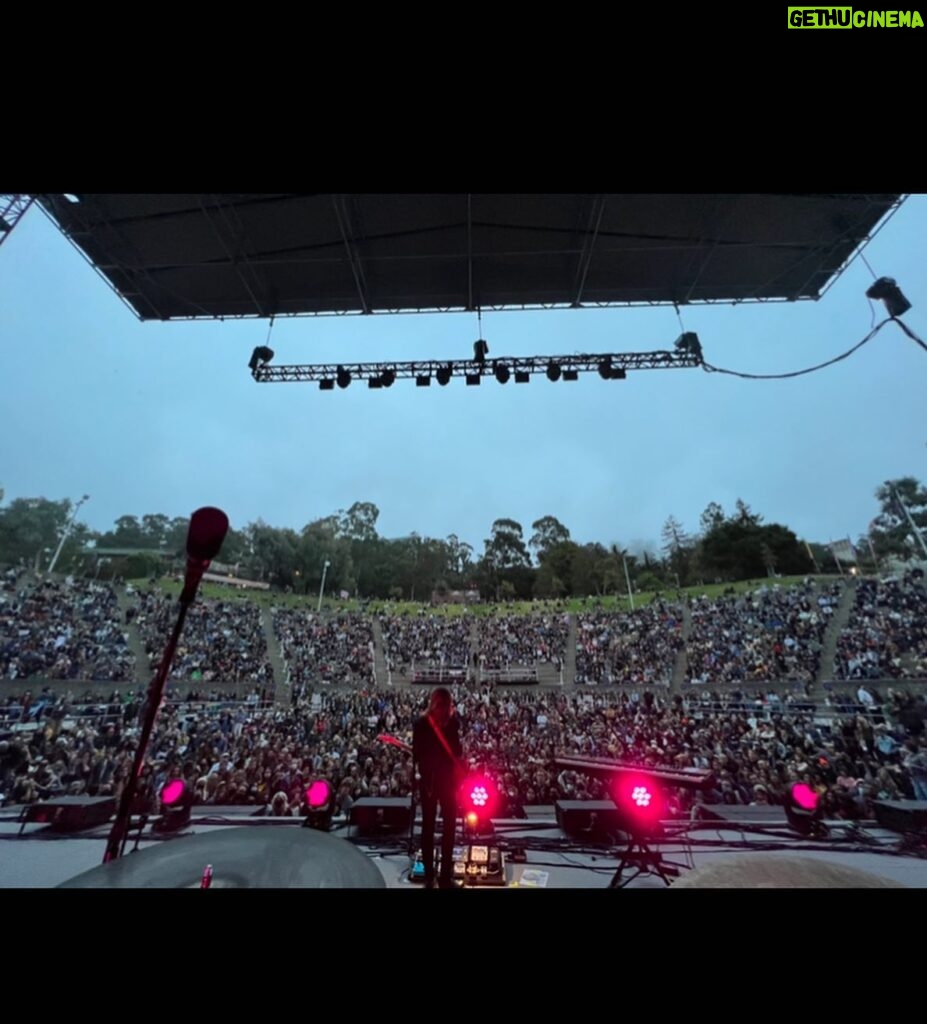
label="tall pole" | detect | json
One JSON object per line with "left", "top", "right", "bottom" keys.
{"left": 622, "top": 551, "right": 635, "bottom": 611}
{"left": 866, "top": 535, "right": 880, "bottom": 574}
{"left": 830, "top": 542, "right": 845, "bottom": 577}
{"left": 889, "top": 483, "right": 927, "bottom": 560}
{"left": 803, "top": 540, "right": 820, "bottom": 574}
{"left": 317, "top": 559, "right": 331, "bottom": 613}
{"left": 48, "top": 495, "right": 90, "bottom": 575}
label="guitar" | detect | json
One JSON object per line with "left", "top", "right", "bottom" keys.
{"left": 376, "top": 732, "right": 469, "bottom": 785}
{"left": 377, "top": 733, "right": 412, "bottom": 756}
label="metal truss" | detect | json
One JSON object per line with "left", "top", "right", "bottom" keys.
{"left": 252, "top": 348, "right": 702, "bottom": 386}
{"left": 0, "top": 195, "right": 35, "bottom": 248}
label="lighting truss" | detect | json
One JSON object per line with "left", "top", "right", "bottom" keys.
{"left": 252, "top": 349, "right": 701, "bottom": 386}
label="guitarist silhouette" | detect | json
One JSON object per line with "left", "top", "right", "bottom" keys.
{"left": 412, "top": 687, "right": 463, "bottom": 889}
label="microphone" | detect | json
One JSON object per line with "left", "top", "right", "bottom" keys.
{"left": 180, "top": 507, "right": 229, "bottom": 605}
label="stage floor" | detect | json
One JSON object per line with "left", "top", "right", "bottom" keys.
{"left": 2, "top": 806, "right": 925, "bottom": 889}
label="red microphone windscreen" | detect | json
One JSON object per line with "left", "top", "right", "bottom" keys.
{"left": 186, "top": 507, "right": 229, "bottom": 561}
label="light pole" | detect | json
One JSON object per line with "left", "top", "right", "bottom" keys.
{"left": 888, "top": 482, "right": 927, "bottom": 560}
{"left": 317, "top": 559, "right": 331, "bottom": 613}
{"left": 621, "top": 550, "right": 635, "bottom": 611}
{"left": 48, "top": 494, "right": 90, "bottom": 575}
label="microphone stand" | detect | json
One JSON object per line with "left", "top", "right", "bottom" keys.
{"left": 409, "top": 755, "right": 420, "bottom": 877}
{"left": 102, "top": 592, "right": 194, "bottom": 863}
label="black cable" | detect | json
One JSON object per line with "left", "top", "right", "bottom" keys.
{"left": 701, "top": 314, "right": 927, "bottom": 382}
{"left": 701, "top": 318, "right": 891, "bottom": 380}
{"left": 891, "top": 315, "right": 927, "bottom": 354}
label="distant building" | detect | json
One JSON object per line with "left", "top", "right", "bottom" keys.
{"left": 432, "top": 588, "right": 480, "bottom": 605}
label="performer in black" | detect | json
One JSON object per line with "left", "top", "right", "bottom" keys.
{"left": 412, "top": 687, "right": 463, "bottom": 889}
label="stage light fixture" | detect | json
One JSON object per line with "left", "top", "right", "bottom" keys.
{"left": 380, "top": 369, "right": 396, "bottom": 388}
{"left": 459, "top": 775, "right": 498, "bottom": 834}
{"left": 784, "top": 781, "right": 824, "bottom": 837}
{"left": 319, "top": 379, "right": 335, "bottom": 391}
{"left": 465, "top": 374, "right": 481, "bottom": 386}
{"left": 562, "top": 369, "right": 578, "bottom": 382}
{"left": 368, "top": 377, "right": 382, "bottom": 389}
{"left": 336, "top": 365, "right": 351, "bottom": 389}
{"left": 598, "top": 357, "right": 613, "bottom": 379}
{"left": 153, "top": 778, "right": 193, "bottom": 833}
{"left": 613, "top": 368, "right": 627, "bottom": 380}
{"left": 674, "top": 332, "right": 703, "bottom": 359}
{"left": 474, "top": 339, "right": 489, "bottom": 363}
{"left": 611, "top": 773, "right": 665, "bottom": 838}
{"left": 302, "top": 779, "right": 335, "bottom": 831}
{"left": 248, "top": 345, "right": 275, "bottom": 373}
{"left": 514, "top": 371, "right": 530, "bottom": 384}
{"left": 436, "top": 364, "right": 452, "bottom": 386}
{"left": 546, "top": 361, "right": 561, "bottom": 382}
{"left": 494, "top": 361, "right": 510, "bottom": 384}
{"left": 416, "top": 375, "right": 431, "bottom": 387}
{"left": 866, "top": 276, "right": 911, "bottom": 318}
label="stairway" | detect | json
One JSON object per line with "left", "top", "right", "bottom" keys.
{"left": 113, "top": 586, "right": 149, "bottom": 686}
{"left": 260, "top": 605, "right": 287, "bottom": 704}
{"left": 670, "top": 600, "right": 693, "bottom": 694}
{"left": 814, "top": 579, "right": 857, "bottom": 694}
{"left": 370, "top": 615, "right": 391, "bottom": 686}
{"left": 469, "top": 616, "right": 480, "bottom": 684}
{"left": 560, "top": 613, "right": 578, "bottom": 687}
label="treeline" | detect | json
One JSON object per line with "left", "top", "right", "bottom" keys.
{"left": 1, "top": 479, "right": 924, "bottom": 601}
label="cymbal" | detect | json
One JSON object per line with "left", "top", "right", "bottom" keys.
{"left": 60, "top": 826, "right": 386, "bottom": 888}
{"left": 671, "top": 854, "right": 905, "bottom": 888}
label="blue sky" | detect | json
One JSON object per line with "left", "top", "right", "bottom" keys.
{"left": 1, "top": 195, "right": 924, "bottom": 557}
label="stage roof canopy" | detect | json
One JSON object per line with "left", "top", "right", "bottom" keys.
{"left": 36, "top": 193, "right": 904, "bottom": 321}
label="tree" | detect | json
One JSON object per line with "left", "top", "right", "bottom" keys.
{"left": 871, "top": 477, "right": 927, "bottom": 560}
{"left": 0, "top": 498, "right": 73, "bottom": 567}
{"left": 484, "top": 520, "right": 531, "bottom": 571}
{"left": 337, "top": 501, "right": 380, "bottom": 542}
{"left": 701, "top": 518, "right": 811, "bottom": 581}
{"left": 529, "top": 516, "right": 571, "bottom": 563}
{"left": 661, "top": 515, "right": 687, "bottom": 554}
{"left": 477, "top": 520, "right": 533, "bottom": 600}
{"left": 243, "top": 519, "right": 301, "bottom": 587}
{"left": 661, "top": 515, "right": 694, "bottom": 587}
{"left": 164, "top": 517, "right": 189, "bottom": 557}
{"left": 603, "top": 544, "right": 637, "bottom": 599}
{"left": 760, "top": 541, "right": 777, "bottom": 577}
{"left": 534, "top": 560, "right": 567, "bottom": 598}
{"left": 570, "top": 543, "right": 609, "bottom": 597}
{"left": 141, "top": 514, "right": 170, "bottom": 547}
{"left": 699, "top": 502, "right": 725, "bottom": 535}
{"left": 445, "top": 534, "right": 474, "bottom": 583}
{"left": 106, "top": 515, "right": 147, "bottom": 548}
{"left": 734, "top": 499, "right": 762, "bottom": 527}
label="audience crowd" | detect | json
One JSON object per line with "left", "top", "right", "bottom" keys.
{"left": 834, "top": 573, "right": 927, "bottom": 680}
{"left": 575, "top": 602, "right": 684, "bottom": 686}
{"left": 684, "top": 580, "right": 841, "bottom": 687}
{"left": 135, "top": 591, "right": 273, "bottom": 687}
{"left": 0, "top": 575, "right": 134, "bottom": 682}
{"left": 378, "top": 613, "right": 471, "bottom": 671}
{"left": 3, "top": 569, "right": 927, "bottom": 824}
{"left": 477, "top": 613, "right": 570, "bottom": 670}
{"left": 274, "top": 609, "right": 374, "bottom": 688}
{"left": 3, "top": 682, "right": 925, "bottom": 819}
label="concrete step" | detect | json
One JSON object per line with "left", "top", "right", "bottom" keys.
{"left": 563, "top": 613, "right": 577, "bottom": 686}
{"left": 260, "top": 605, "right": 287, "bottom": 704}
{"left": 814, "top": 579, "right": 856, "bottom": 693}
{"left": 671, "top": 601, "right": 693, "bottom": 694}
{"left": 371, "top": 615, "right": 391, "bottom": 686}
{"left": 114, "top": 586, "right": 148, "bottom": 685}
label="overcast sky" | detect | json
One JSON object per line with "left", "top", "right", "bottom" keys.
{"left": 1, "top": 195, "right": 924, "bottom": 557}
